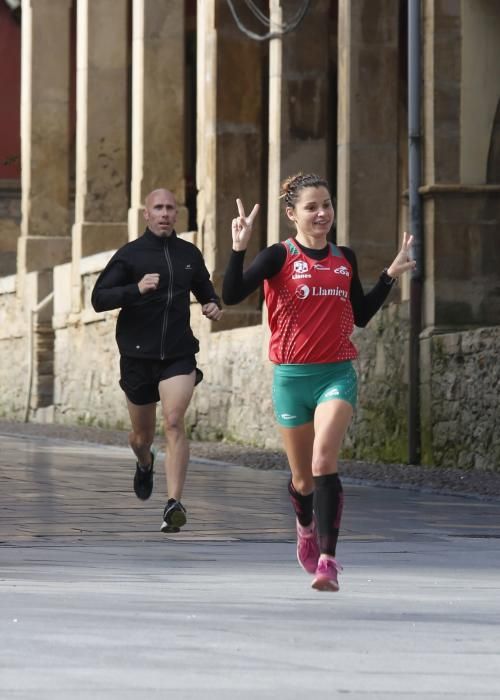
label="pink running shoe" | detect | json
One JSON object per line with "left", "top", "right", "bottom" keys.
{"left": 296, "top": 519, "right": 320, "bottom": 574}
{"left": 311, "top": 555, "right": 343, "bottom": 592}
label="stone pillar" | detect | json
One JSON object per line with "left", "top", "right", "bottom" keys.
{"left": 128, "top": 0, "right": 188, "bottom": 240}
{"left": 337, "top": 0, "right": 400, "bottom": 284}
{"left": 18, "top": 0, "right": 72, "bottom": 282}
{"left": 281, "top": 0, "right": 331, "bottom": 198}
{"left": 267, "top": 0, "right": 332, "bottom": 244}
{"left": 422, "top": 0, "right": 461, "bottom": 188}
{"left": 422, "top": 0, "right": 500, "bottom": 327}
{"left": 196, "top": 0, "right": 264, "bottom": 328}
{"left": 71, "top": 0, "right": 129, "bottom": 267}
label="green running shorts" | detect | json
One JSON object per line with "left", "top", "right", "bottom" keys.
{"left": 272, "top": 360, "right": 357, "bottom": 427}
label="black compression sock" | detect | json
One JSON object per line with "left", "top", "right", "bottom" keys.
{"left": 288, "top": 479, "right": 314, "bottom": 527}
{"left": 313, "top": 473, "right": 344, "bottom": 556}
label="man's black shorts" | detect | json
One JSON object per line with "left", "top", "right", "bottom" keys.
{"left": 119, "top": 355, "right": 203, "bottom": 405}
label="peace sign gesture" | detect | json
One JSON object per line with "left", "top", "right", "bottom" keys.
{"left": 231, "top": 198, "right": 260, "bottom": 251}
{"left": 386, "top": 232, "right": 416, "bottom": 279}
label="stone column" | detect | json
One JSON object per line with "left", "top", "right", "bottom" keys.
{"left": 268, "top": 0, "right": 332, "bottom": 245}
{"left": 128, "top": 0, "right": 188, "bottom": 240}
{"left": 196, "top": 0, "right": 264, "bottom": 328}
{"left": 422, "top": 0, "right": 461, "bottom": 188}
{"left": 337, "top": 0, "right": 400, "bottom": 284}
{"left": 71, "top": 0, "right": 129, "bottom": 267}
{"left": 17, "top": 0, "right": 72, "bottom": 282}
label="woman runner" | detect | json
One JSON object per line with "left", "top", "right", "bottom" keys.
{"left": 222, "top": 173, "right": 414, "bottom": 592}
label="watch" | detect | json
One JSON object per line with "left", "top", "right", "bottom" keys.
{"left": 381, "top": 268, "right": 397, "bottom": 286}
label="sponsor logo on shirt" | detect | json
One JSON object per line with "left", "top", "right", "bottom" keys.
{"left": 280, "top": 413, "right": 297, "bottom": 420}
{"left": 334, "top": 265, "right": 350, "bottom": 277}
{"left": 295, "top": 284, "right": 310, "bottom": 299}
{"left": 292, "top": 260, "right": 312, "bottom": 280}
{"left": 313, "top": 263, "right": 330, "bottom": 271}
{"left": 295, "top": 284, "right": 348, "bottom": 301}
{"left": 294, "top": 261, "right": 308, "bottom": 274}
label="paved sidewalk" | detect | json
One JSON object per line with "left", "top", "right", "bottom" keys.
{"left": 1, "top": 431, "right": 500, "bottom": 699}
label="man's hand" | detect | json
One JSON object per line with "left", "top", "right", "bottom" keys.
{"left": 387, "top": 232, "right": 416, "bottom": 279}
{"left": 138, "top": 273, "right": 159, "bottom": 294}
{"left": 231, "top": 198, "right": 260, "bottom": 252}
{"left": 202, "top": 302, "right": 223, "bottom": 321}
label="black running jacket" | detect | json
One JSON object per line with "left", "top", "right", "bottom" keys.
{"left": 91, "top": 229, "right": 220, "bottom": 360}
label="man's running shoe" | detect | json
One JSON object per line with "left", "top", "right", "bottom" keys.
{"left": 133, "top": 448, "right": 155, "bottom": 500}
{"left": 296, "top": 519, "right": 320, "bottom": 574}
{"left": 160, "top": 499, "right": 187, "bottom": 533}
{"left": 311, "top": 555, "right": 343, "bottom": 592}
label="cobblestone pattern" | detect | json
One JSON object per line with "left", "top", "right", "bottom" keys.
{"left": 423, "top": 327, "right": 500, "bottom": 470}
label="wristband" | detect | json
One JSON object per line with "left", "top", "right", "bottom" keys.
{"left": 381, "top": 268, "right": 397, "bottom": 286}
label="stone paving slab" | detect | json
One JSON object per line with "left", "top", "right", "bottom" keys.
{"left": 1, "top": 432, "right": 500, "bottom": 699}
{"left": 2, "top": 418, "right": 500, "bottom": 501}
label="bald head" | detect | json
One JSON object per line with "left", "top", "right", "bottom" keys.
{"left": 143, "top": 188, "right": 177, "bottom": 237}
{"left": 145, "top": 188, "right": 176, "bottom": 209}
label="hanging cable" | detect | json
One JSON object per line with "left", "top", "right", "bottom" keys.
{"left": 226, "top": 0, "right": 311, "bottom": 41}
{"left": 242, "top": 0, "right": 309, "bottom": 30}
{"left": 243, "top": 0, "right": 272, "bottom": 27}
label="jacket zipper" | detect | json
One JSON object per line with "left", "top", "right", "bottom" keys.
{"left": 160, "top": 238, "right": 174, "bottom": 360}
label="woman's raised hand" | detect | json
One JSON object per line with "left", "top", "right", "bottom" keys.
{"left": 231, "top": 198, "right": 260, "bottom": 251}
{"left": 387, "top": 232, "right": 416, "bottom": 279}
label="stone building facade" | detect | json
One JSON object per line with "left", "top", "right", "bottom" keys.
{"left": 0, "top": 0, "right": 499, "bottom": 471}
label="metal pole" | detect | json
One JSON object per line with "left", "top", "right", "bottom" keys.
{"left": 408, "top": 0, "right": 423, "bottom": 464}
{"left": 267, "top": 0, "right": 282, "bottom": 245}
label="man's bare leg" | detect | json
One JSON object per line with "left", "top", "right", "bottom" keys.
{"left": 126, "top": 399, "right": 157, "bottom": 501}
{"left": 126, "top": 399, "right": 157, "bottom": 467}
{"left": 158, "top": 372, "right": 196, "bottom": 501}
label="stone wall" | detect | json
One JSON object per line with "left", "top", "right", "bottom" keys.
{"left": 347, "top": 303, "right": 410, "bottom": 462}
{"left": 0, "top": 275, "right": 29, "bottom": 420}
{"left": 421, "top": 326, "right": 500, "bottom": 471}
{"left": 53, "top": 311, "right": 127, "bottom": 429}
{"left": 51, "top": 253, "right": 129, "bottom": 429}
{"left": 188, "top": 310, "right": 277, "bottom": 447}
